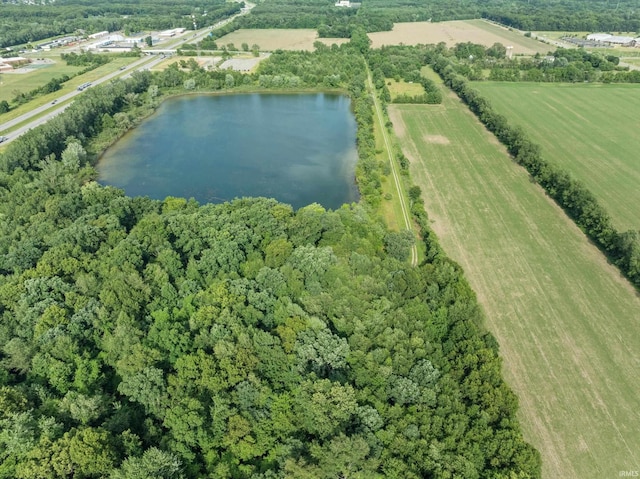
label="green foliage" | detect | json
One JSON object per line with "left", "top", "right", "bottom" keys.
{"left": 62, "top": 51, "right": 111, "bottom": 67}
{"left": 0, "top": 45, "right": 540, "bottom": 478}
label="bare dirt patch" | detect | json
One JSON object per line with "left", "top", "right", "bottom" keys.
{"left": 424, "top": 134, "right": 450, "bottom": 144}
{"left": 388, "top": 108, "right": 406, "bottom": 137}
{"left": 219, "top": 53, "right": 270, "bottom": 72}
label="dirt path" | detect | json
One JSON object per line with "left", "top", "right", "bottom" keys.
{"left": 367, "top": 70, "right": 418, "bottom": 267}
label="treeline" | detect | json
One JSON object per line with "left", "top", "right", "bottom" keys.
{"left": 61, "top": 51, "right": 112, "bottom": 67}
{"left": 444, "top": 43, "right": 640, "bottom": 84}
{"left": 1, "top": 70, "right": 153, "bottom": 173}
{"left": 482, "top": 47, "right": 636, "bottom": 83}
{"left": 234, "top": 0, "right": 358, "bottom": 38}
{"left": 9, "top": 75, "right": 69, "bottom": 108}
{"left": 0, "top": 44, "right": 541, "bottom": 478}
{"left": 429, "top": 53, "right": 640, "bottom": 287}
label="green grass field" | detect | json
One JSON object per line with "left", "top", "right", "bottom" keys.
{"left": 0, "top": 61, "right": 82, "bottom": 103}
{"left": 386, "top": 78, "right": 424, "bottom": 99}
{"left": 473, "top": 82, "right": 640, "bottom": 231}
{"left": 389, "top": 77, "right": 640, "bottom": 479}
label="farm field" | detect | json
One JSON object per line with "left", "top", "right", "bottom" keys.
{"left": 214, "top": 29, "right": 349, "bottom": 51}
{"left": 473, "top": 81, "right": 640, "bottom": 231}
{"left": 388, "top": 77, "right": 640, "bottom": 478}
{"left": 369, "top": 19, "right": 551, "bottom": 54}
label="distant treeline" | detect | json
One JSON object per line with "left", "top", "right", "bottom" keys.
{"left": 440, "top": 43, "right": 640, "bottom": 84}
{"left": 429, "top": 52, "right": 640, "bottom": 288}
{"left": 5, "top": 0, "right": 640, "bottom": 49}
{"left": 0, "top": 0, "right": 241, "bottom": 49}
{"left": 483, "top": 47, "right": 640, "bottom": 83}
{"left": 232, "top": 0, "right": 640, "bottom": 36}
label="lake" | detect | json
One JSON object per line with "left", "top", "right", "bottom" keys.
{"left": 97, "top": 93, "right": 360, "bottom": 210}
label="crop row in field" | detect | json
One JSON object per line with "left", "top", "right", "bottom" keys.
{"left": 473, "top": 81, "right": 640, "bottom": 231}
{"left": 389, "top": 76, "right": 640, "bottom": 478}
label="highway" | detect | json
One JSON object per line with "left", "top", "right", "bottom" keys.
{"left": 0, "top": 1, "right": 254, "bottom": 146}
{"left": 0, "top": 56, "right": 157, "bottom": 144}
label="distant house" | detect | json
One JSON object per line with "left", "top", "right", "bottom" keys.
{"left": 335, "top": 0, "right": 350, "bottom": 6}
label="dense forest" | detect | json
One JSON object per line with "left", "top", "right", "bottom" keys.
{"left": 0, "top": 39, "right": 541, "bottom": 477}
{"left": 3, "top": 0, "right": 640, "bottom": 49}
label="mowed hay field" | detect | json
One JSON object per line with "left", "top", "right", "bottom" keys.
{"left": 369, "top": 19, "right": 551, "bottom": 54}
{"left": 214, "top": 29, "right": 349, "bottom": 51}
{"left": 388, "top": 78, "right": 640, "bottom": 478}
{"left": 474, "top": 82, "right": 640, "bottom": 231}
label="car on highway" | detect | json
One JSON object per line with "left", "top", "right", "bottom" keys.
{"left": 0, "top": 136, "right": 8, "bottom": 143}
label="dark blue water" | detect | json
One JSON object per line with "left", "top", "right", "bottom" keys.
{"left": 97, "top": 93, "right": 359, "bottom": 210}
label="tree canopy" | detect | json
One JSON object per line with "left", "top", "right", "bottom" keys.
{"left": 0, "top": 43, "right": 541, "bottom": 478}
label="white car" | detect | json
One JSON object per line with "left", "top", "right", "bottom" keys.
{"left": 0, "top": 136, "right": 8, "bottom": 143}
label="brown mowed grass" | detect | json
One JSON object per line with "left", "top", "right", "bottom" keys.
{"left": 369, "top": 20, "right": 551, "bottom": 54}
{"left": 215, "top": 29, "right": 349, "bottom": 51}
